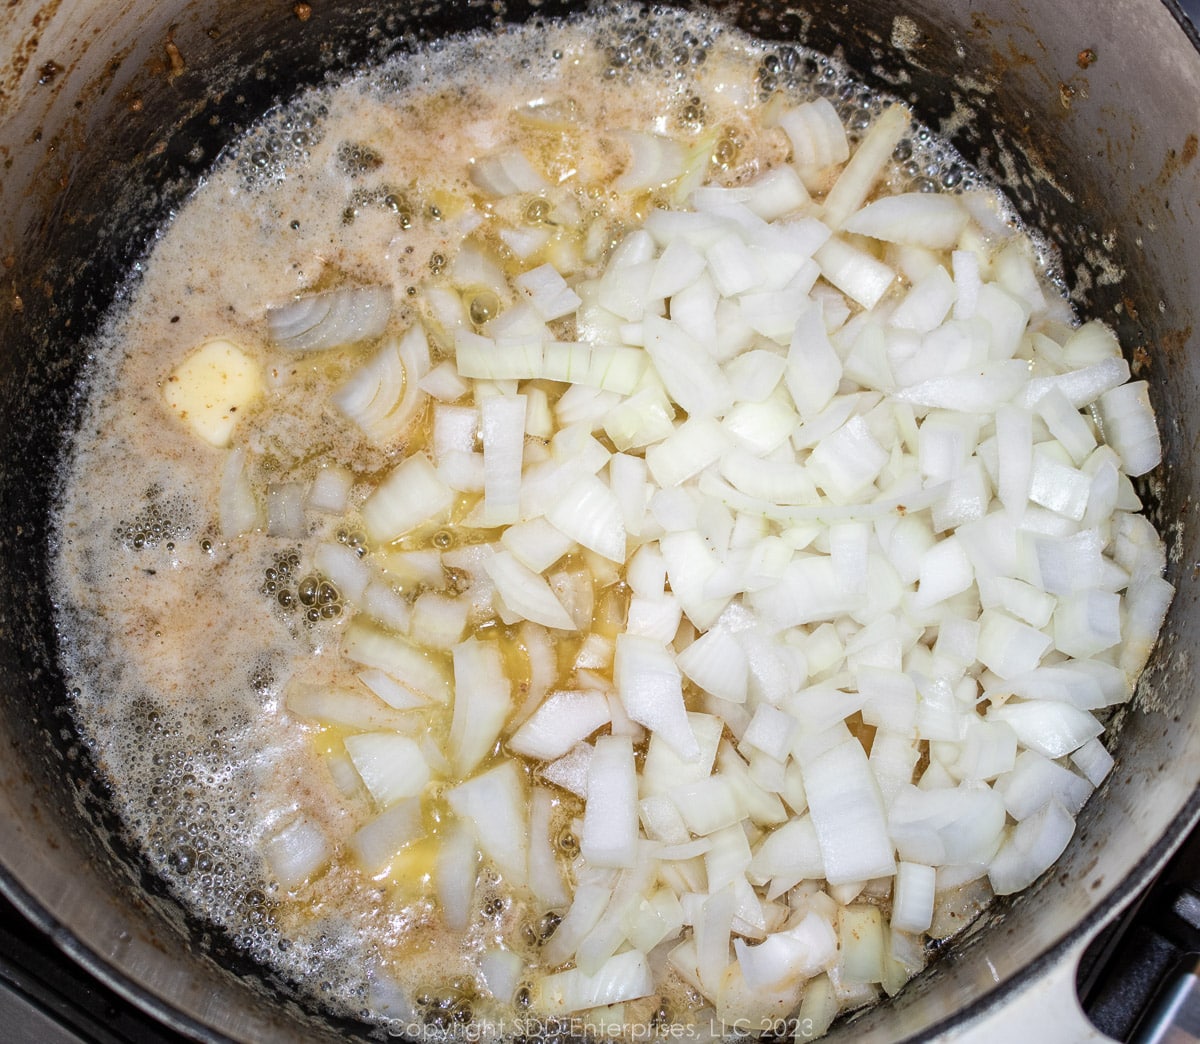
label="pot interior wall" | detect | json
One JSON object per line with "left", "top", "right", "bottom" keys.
{"left": 0, "top": 0, "right": 1197, "bottom": 1040}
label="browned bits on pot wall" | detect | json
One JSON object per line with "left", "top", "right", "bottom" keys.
{"left": 294, "top": 3, "right": 312, "bottom": 22}
{"left": 1077, "top": 47, "right": 1097, "bottom": 69}
{"left": 165, "top": 37, "right": 184, "bottom": 82}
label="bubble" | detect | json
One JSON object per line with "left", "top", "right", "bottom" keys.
{"left": 469, "top": 290, "right": 500, "bottom": 326}
{"left": 524, "top": 198, "right": 550, "bottom": 224}
{"left": 336, "top": 141, "right": 384, "bottom": 178}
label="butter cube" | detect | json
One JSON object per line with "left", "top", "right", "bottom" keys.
{"left": 164, "top": 339, "right": 263, "bottom": 446}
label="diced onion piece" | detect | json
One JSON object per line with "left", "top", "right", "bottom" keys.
{"left": 748, "top": 815, "right": 824, "bottom": 886}
{"left": 344, "top": 732, "right": 431, "bottom": 806}
{"left": 342, "top": 621, "right": 451, "bottom": 704}
{"left": 1071, "top": 737, "right": 1116, "bottom": 788}
{"left": 445, "top": 761, "right": 529, "bottom": 885}
{"left": 642, "top": 315, "right": 734, "bottom": 418}
{"left": 839, "top": 904, "right": 886, "bottom": 984}
{"left": 481, "top": 394, "right": 527, "bottom": 526}
{"left": 677, "top": 625, "right": 749, "bottom": 704}
{"left": 307, "top": 464, "right": 353, "bottom": 514}
{"left": 741, "top": 164, "right": 812, "bottom": 220}
{"left": 891, "top": 862, "right": 936, "bottom": 934}
{"left": 515, "top": 263, "right": 583, "bottom": 321}
{"left": 581, "top": 734, "right": 640, "bottom": 868}
{"left": 820, "top": 102, "right": 911, "bottom": 229}
{"left": 479, "top": 948, "right": 525, "bottom": 1005}
{"left": 1096, "top": 380, "right": 1162, "bottom": 477}
{"left": 350, "top": 798, "right": 424, "bottom": 873}
{"left": 988, "top": 798, "right": 1075, "bottom": 895}
{"left": 987, "top": 700, "right": 1102, "bottom": 758}
{"left": 802, "top": 738, "right": 895, "bottom": 884}
{"left": 484, "top": 551, "right": 576, "bottom": 630}
{"left": 470, "top": 149, "right": 549, "bottom": 196}
{"left": 285, "top": 682, "right": 418, "bottom": 732}
{"left": 267, "top": 286, "right": 391, "bottom": 353}
{"left": 976, "top": 610, "right": 1053, "bottom": 680}
{"left": 449, "top": 638, "right": 512, "bottom": 778}
{"left": 533, "top": 950, "right": 654, "bottom": 1014}
{"left": 219, "top": 447, "right": 262, "bottom": 537}
{"left": 263, "top": 817, "right": 329, "bottom": 889}
{"left": 361, "top": 453, "right": 454, "bottom": 544}
{"left": 528, "top": 787, "right": 570, "bottom": 910}
{"left": 786, "top": 300, "right": 842, "bottom": 418}
{"left": 734, "top": 910, "right": 838, "bottom": 990}
{"left": 1121, "top": 575, "right": 1174, "bottom": 680}
{"left": 615, "top": 633, "right": 700, "bottom": 760}
{"left": 356, "top": 668, "right": 428, "bottom": 710}
{"left": 313, "top": 541, "right": 370, "bottom": 605}
{"left": 614, "top": 131, "right": 687, "bottom": 192}
{"left": 814, "top": 237, "right": 896, "bottom": 310}
{"left": 545, "top": 472, "right": 626, "bottom": 563}
{"left": 266, "top": 482, "right": 306, "bottom": 538}
{"left": 777, "top": 97, "right": 850, "bottom": 173}
{"left": 996, "top": 749, "right": 1094, "bottom": 821}
{"left": 435, "top": 820, "right": 478, "bottom": 930}
{"left": 509, "top": 690, "right": 612, "bottom": 760}
{"left": 333, "top": 326, "right": 431, "bottom": 446}
{"left": 843, "top": 193, "right": 968, "bottom": 250}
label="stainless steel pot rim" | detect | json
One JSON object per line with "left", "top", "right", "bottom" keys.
{"left": 0, "top": 868, "right": 234, "bottom": 1044}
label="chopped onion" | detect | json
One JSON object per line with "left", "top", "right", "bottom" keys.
{"left": 615, "top": 633, "right": 699, "bottom": 760}
{"left": 361, "top": 453, "right": 454, "bottom": 545}
{"left": 449, "top": 638, "right": 512, "bottom": 777}
{"left": 803, "top": 738, "right": 895, "bottom": 884}
{"left": 843, "top": 193, "right": 968, "bottom": 250}
{"left": 267, "top": 285, "right": 391, "bottom": 353}
{"left": 470, "top": 149, "right": 549, "bottom": 196}
{"left": 435, "top": 821, "right": 478, "bottom": 930}
{"left": 890, "top": 861, "right": 936, "bottom": 934}
{"left": 266, "top": 84, "right": 1175, "bottom": 1033}
{"left": 777, "top": 97, "right": 850, "bottom": 174}
{"left": 445, "top": 760, "right": 528, "bottom": 885}
{"left": 581, "top": 734, "right": 640, "bottom": 868}
{"left": 988, "top": 798, "right": 1075, "bottom": 895}
{"left": 333, "top": 326, "right": 431, "bottom": 446}
{"left": 219, "top": 446, "right": 261, "bottom": 537}
{"left": 614, "top": 130, "right": 687, "bottom": 192}
{"left": 285, "top": 681, "right": 419, "bottom": 732}
{"left": 533, "top": 950, "right": 654, "bottom": 1014}
{"left": 263, "top": 817, "right": 329, "bottom": 889}
{"left": 350, "top": 798, "right": 424, "bottom": 873}
{"left": 344, "top": 732, "right": 431, "bottom": 806}
{"left": 509, "top": 690, "right": 612, "bottom": 760}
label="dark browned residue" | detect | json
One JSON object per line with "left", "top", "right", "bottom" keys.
{"left": 1077, "top": 47, "right": 1097, "bottom": 69}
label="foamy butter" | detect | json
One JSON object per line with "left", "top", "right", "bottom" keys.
{"left": 52, "top": 6, "right": 1002, "bottom": 1036}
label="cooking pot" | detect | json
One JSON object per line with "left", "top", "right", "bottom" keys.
{"left": 0, "top": 0, "right": 1197, "bottom": 1040}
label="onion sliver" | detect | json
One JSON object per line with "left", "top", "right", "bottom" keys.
{"left": 267, "top": 285, "right": 391, "bottom": 353}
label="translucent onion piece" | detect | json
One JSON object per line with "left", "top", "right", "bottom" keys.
{"left": 267, "top": 285, "right": 391, "bottom": 353}
{"left": 333, "top": 325, "right": 432, "bottom": 446}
